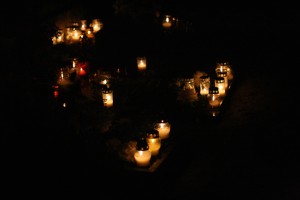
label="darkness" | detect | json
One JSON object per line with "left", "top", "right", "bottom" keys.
{"left": 1, "top": 1, "right": 300, "bottom": 199}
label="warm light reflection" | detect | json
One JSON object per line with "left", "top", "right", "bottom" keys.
{"left": 154, "top": 120, "right": 171, "bottom": 140}
{"left": 137, "top": 57, "right": 147, "bottom": 71}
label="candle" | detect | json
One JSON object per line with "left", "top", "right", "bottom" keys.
{"left": 199, "top": 75, "right": 210, "bottom": 96}
{"left": 214, "top": 77, "right": 226, "bottom": 97}
{"left": 209, "top": 99, "right": 221, "bottom": 107}
{"left": 57, "top": 68, "right": 71, "bottom": 86}
{"left": 154, "top": 120, "right": 171, "bottom": 140}
{"left": 80, "top": 20, "right": 87, "bottom": 31}
{"left": 134, "top": 138, "right": 151, "bottom": 167}
{"left": 91, "top": 19, "right": 103, "bottom": 33}
{"left": 52, "top": 85, "right": 59, "bottom": 98}
{"left": 102, "top": 89, "right": 113, "bottom": 107}
{"left": 79, "top": 67, "right": 86, "bottom": 76}
{"left": 134, "top": 150, "right": 152, "bottom": 167}
{"left": 137, "top": 57, "right": 147, "bottom": 71}
{"left": 146, "top": 129, "right": 161, "bottom": 156}
{"left": 162, "top": 15, "right": 172, "bottom": 28}
{"left": 207, "top": 87, "right": 221, "bottom": 109}
{"left": 71, "top": 29, "right": 82, "bottom": 41}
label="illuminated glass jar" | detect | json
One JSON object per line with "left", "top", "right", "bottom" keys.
{"left": 134, "top": 137, "right": 152, "bottom": 167}
{"left": 217, "top": 71, "right": 228, "bottom": 90}
{"left": 102, "top": 87, "right": 113, "bottom": 108}
{"left": 162, "top": 15, "right": 172, "bottom": 29}
{"left": 146, "top": 129, "right": 161, "bottom": 156}
{"left": 214, "top": 77, "right": 226, "bottom": 98}
{"left": 199, "top": 75, "right": 210, "bottom": 96}
{"left": 216, "top": 62, "right": 234, "bottom": 87}
{"left": 207, "top": 86, "right": 222, "bottom": 109}
{"left": 154, "top": 118, "right": 171, "bottom": 140}
{"left": 90, "top": 19, "right": 103, "bottom": 33}
{"left": 207, "top": 86, "right": 222, "bottom": 117}
{"left": 137, "top": 57, "right": 147, "bottom": 71}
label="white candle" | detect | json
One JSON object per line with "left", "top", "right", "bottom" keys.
{"left": 199, "top": 75, "right": 210, "bottom": 96}
{"left": 146, "top": 138, "right": 161, "bottom": 156}
{"left": 137, "top": 57, "right": 147, "bottom": 71}
{"left": 134, "top": 150, "right": 152, "bottom": 167}
{"left": 214, "top": 78, "right": 226, "bottom": 97}
{"left": 162, "top": 15, "right": 172, "bottom": 28}
{"left": 102, "top": 90, "right": 113, "bottom": 107}
{"left": 154, "top": 122, "right": 171, "bottom": 140}
{"left": 207, "top": 87, "right": 221, "bottom": 108}
{"left": 200, "top": 88, "right": 209, "bottom": 96}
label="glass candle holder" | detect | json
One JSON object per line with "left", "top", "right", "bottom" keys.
{"left": 57, "top": 67, "right": 71, "bottom": 86}
{"left": 134, "top": 138, "right": 152, "bottom": 167}
{"left": 214, "top": 77, "right": 226, "bottom": 98}
{"left": 216, "top": 62, "right": 234, "bottom": 87}
{"left": 154, "top": 119, "right": 171, "bottom": 140}
{"left": 207, "top": 86, "right": 222, "bottom": 109}
{"left": 199, "top": 75, "right": 210, "bottom": 96}
{"left": 162, "top": 15, "right": 172, "bottom": 29}
{"left": 207, "top": 86, "right": 222, "bottom": 117}
{"left": 217, "top": 71, "right": 228, "bottom": 90}
{"left": 146, "top": 129, "right": 161, "bottom": 156}
{"left": 102, "top": 88, "right": 113, "bottom": 108}
{"left": 90, "top": 18, "right": 103, "bottom": 33}
{"left": 137, "top": 57, "right": 147, "bottom": 71}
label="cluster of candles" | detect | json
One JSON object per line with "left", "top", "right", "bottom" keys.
{"left": 176, "top": 62, "right": 234, "bottom": 116}
{"left": 56, "top": 58, "right": 88, "bottom": 86}
{"left": 200, "top": 62, "right": 234, "bottom": 116}
{"left": 52, "top": 19, "right": 103, "bottom": 45}
{"left": 134, "top": 118, "right": 171, "bottom": 167}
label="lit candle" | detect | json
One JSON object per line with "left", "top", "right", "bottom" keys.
{"left": 154, "top": 119, "right": 171, "bottom": 140}
{"left": 207, "top": 86, "right": 222, "bottom": 108}
{"left": 199, "top": 75, "right": 210, "bottom": 96}
{"left": 137, "top": 57, "right": 147, "bottom": 71}
{"left": 57, "top": 67, "right": 71, "bottom": 86}
{"left": 80, "top": 20, "right": 87, "bottom": 31}
{"left": 79, "top": 67, "right": 86, "bottom": 76}
{"left": 217, "top": 72, "right": 228, "bottom": 90}
{"left": 134, "top": 138, "right": 152, "bottom": 167}
{"left": 162, "top": 15, "right": 172, "bottom": 28}
{"left": 214, "top": 77, "right": 226, "bottom": 97}
{"left": 52, "top": 85, "right": 59, "bottom": 98}
{"left": 71, "top": 29, "right": 82, "bottom": 41}
{"left": 146, "top": 129, "right": 161, "bottom": 156}
{"left": 91, "top": 19, "right": 103, "bottom": 33}
{"left": 102, "top": 88, "right": 113, "bottom": 107}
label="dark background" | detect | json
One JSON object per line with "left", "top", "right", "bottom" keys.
{"left": 1, "top": 1, "right": 300, "bottom": 199}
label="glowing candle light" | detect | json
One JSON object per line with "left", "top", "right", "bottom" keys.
{"left": 215, "top": 62, "right": 234, "bottom": 88}
{"left": 146, "top": 129, "right": 161, "bottom": 156}
{"left": 80, "top": 20, "right": 87, "bottom": 31}
{"left": 154, "top": 119, "right": 171, "bottom": 140}
{"left": 79, "top": 67, "right": 86, "bottom": 76}
{"left": 85, "top": 27, "right": 94, "bottom": 38}
{"left": 134, "top": 138, "right": 152, "bottom": 167}
{"left": 214, "top": 77, "right": 226, "bottom": 98}
{"left": 52, "top": 85, "right": 59, "bottom": 98}
{"left": 102, "top": 88, "right": 113, "bottom": 108}
{"left": 217, "top": 72, "right": 228, "bottom": 90}
{"left": 91, "top": 19, "right": 103, "bottom": 33}
{"left": 207, "top": 86, "right": 222, "bottom": 108}
{"left": 57, "top": 67, "right": 71, "bottom": 86}
{"left": 199, "top": 75, "right": 210, "bottom": 96}
{"left": 137, "top": 57, "right": 147, "bottom": 71}
{"left": 162, "top": 15, "right": 172, "bottom": 28}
